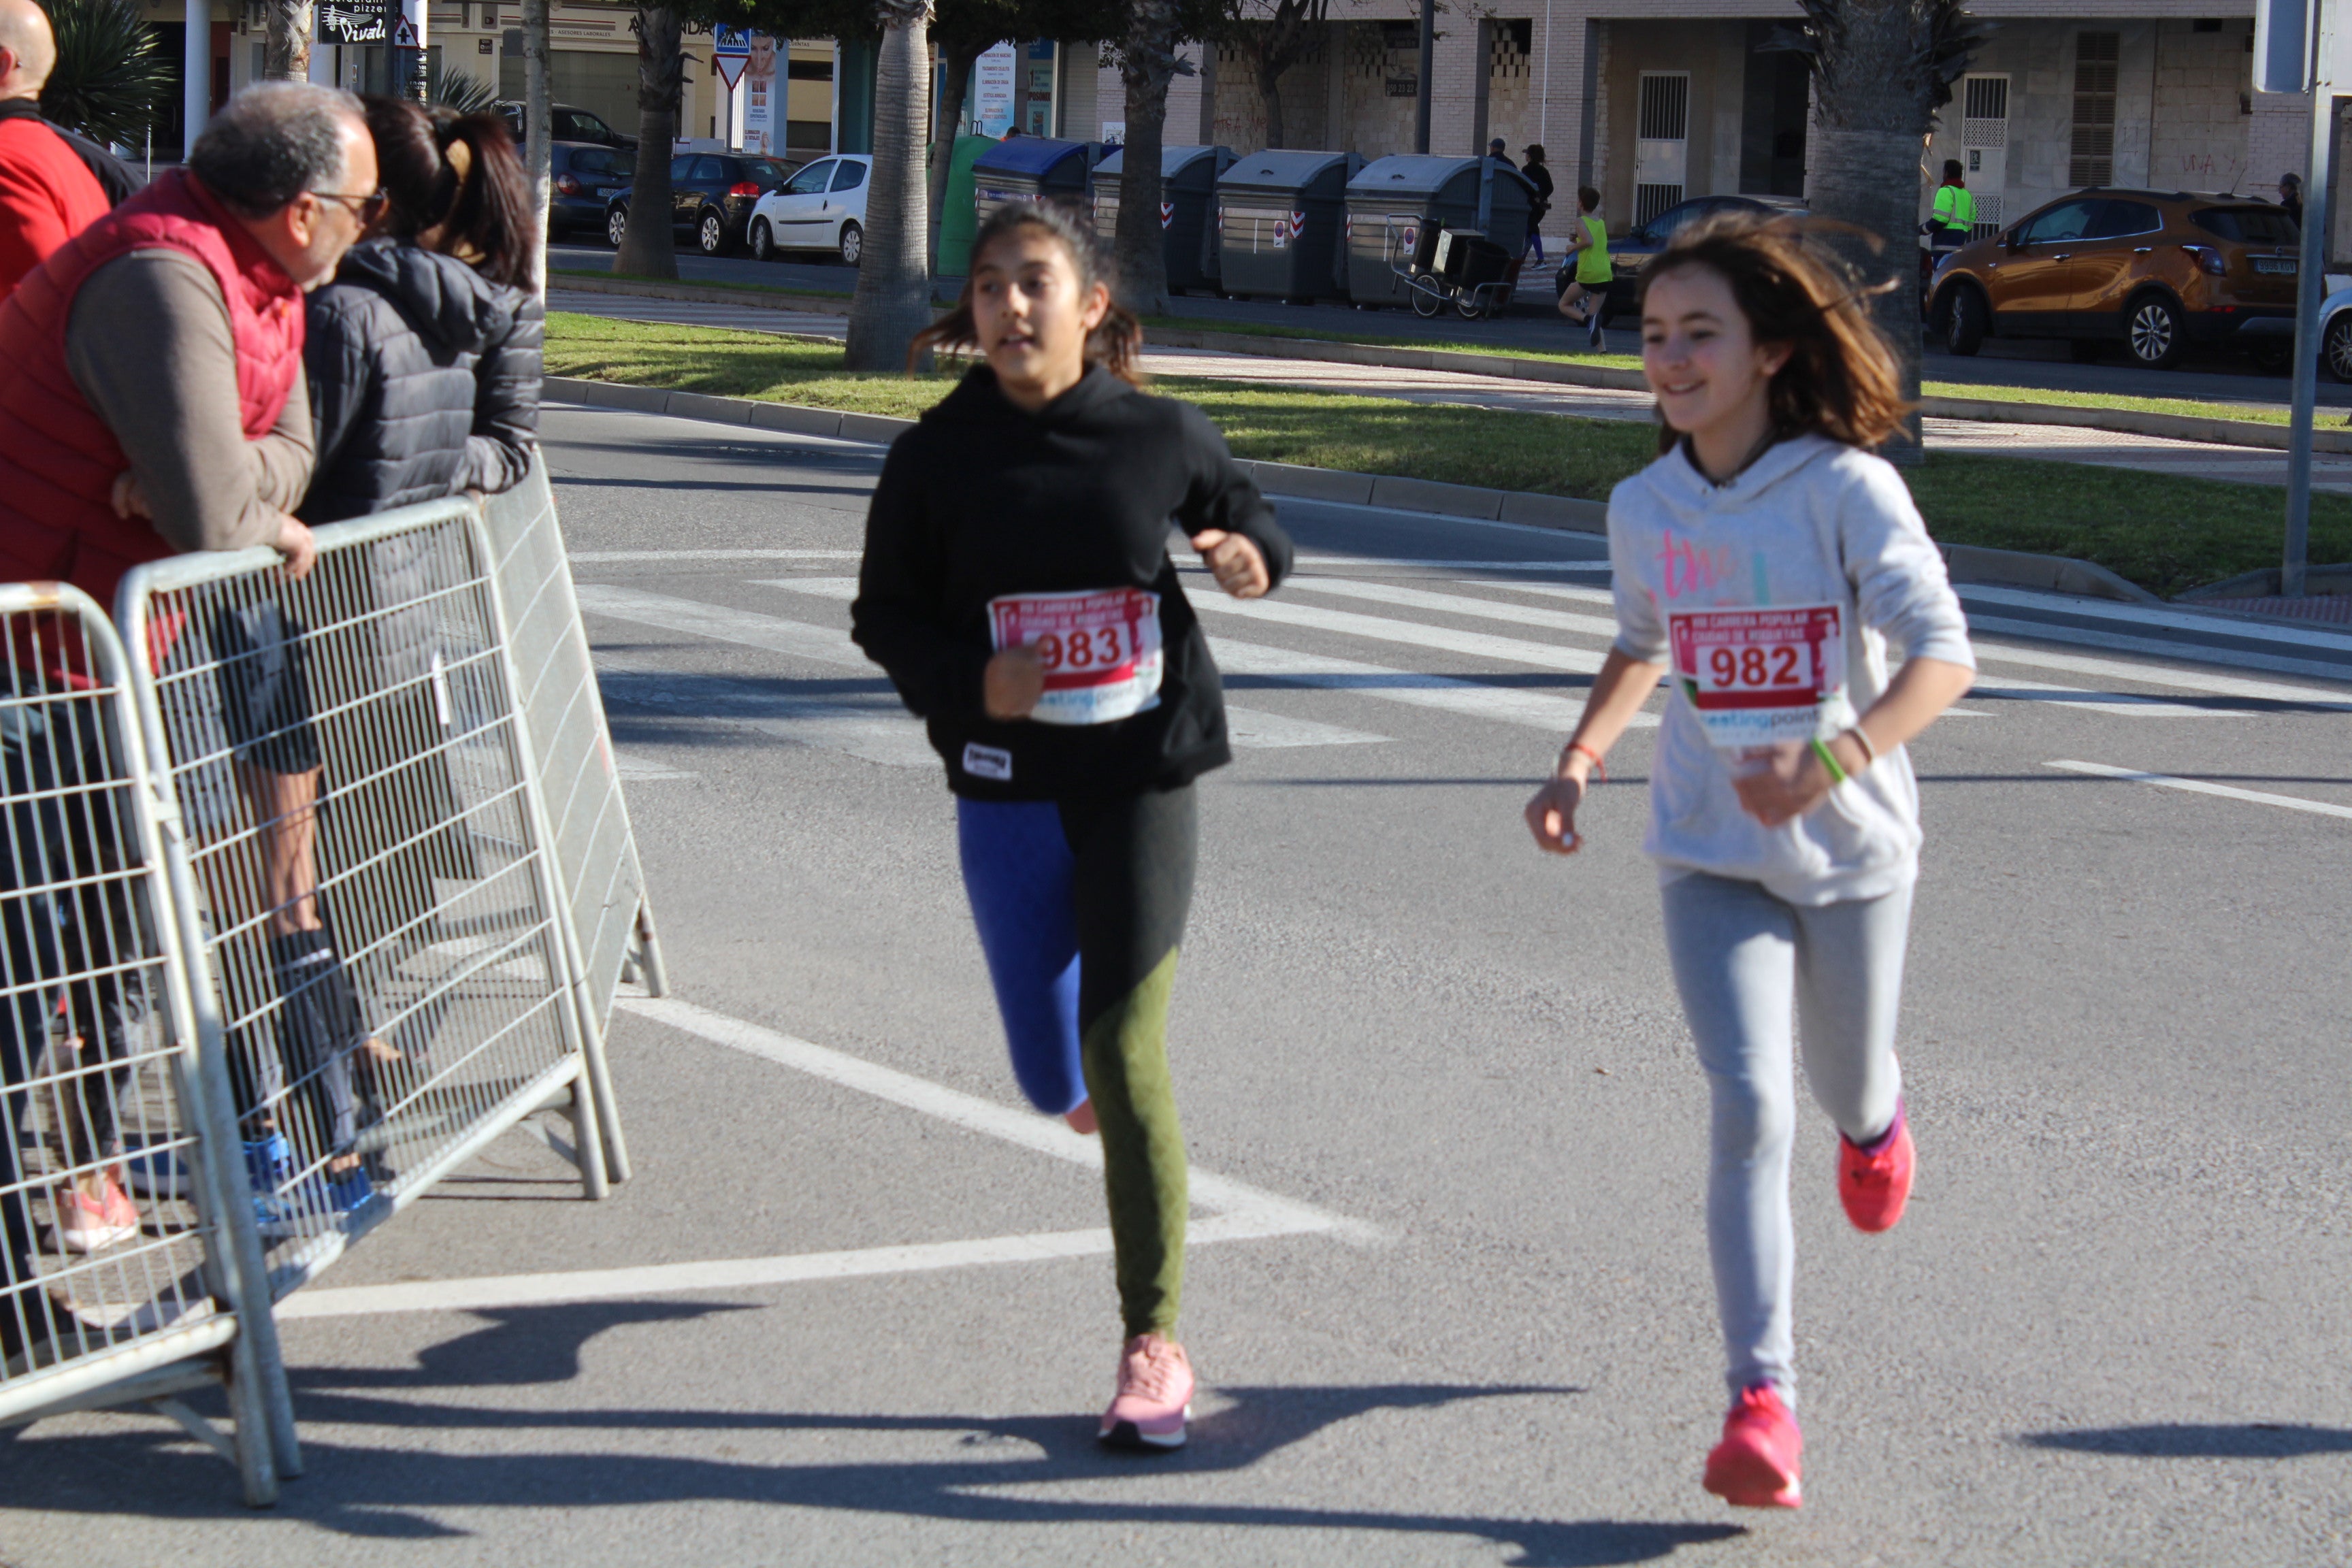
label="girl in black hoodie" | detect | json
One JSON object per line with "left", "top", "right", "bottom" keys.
{"left": 851, "top": 200, "right": 1293, "bottom": 1451}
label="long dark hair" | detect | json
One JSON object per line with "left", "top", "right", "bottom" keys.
{"left": 361, "top": 95, "right": 536, "bottom": 287}
{"left": 909, "top": 199, "right": 1145, "bottom": 385}
{"left": 1638, "top": 212, "right": 1910, "bottom": 453}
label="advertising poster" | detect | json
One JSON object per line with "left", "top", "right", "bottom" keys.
{"left": 974, "top": 42, "right": 1016, "bottom": 137}
{"left": 742, "top": 31, "right": 779, "bottom": 154}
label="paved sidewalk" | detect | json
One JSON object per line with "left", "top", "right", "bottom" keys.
{"left": 549, "top": 291, "right": 2352, "bottom": 494}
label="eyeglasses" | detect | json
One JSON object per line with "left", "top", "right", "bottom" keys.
{"left": 312, "top": 189, "right": 390, "bottom": 224}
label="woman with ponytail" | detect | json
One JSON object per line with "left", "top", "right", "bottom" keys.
{"left": 299, "top": 95, "right": 542, "bottom": 521}
{"left": 851, "top": 200, "right": 1294, "bottom": 1450}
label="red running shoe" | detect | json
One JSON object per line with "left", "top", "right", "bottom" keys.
{"left": 1839, "top": 1099, "right": 1914, "bottom": 1234}
{"left": 1703, "top": 1384, "right": 1803, "bottom": 1508}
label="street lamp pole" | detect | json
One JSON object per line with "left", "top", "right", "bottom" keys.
{"left": 2269, "top": 0, "right": 2338, "bottom": 596}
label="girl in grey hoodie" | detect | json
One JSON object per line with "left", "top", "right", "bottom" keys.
{"left": 1523, "top": 216, "right": 1976, "bottom": 1511}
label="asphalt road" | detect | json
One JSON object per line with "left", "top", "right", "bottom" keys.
{"left": 5, "top": 404, "right": 2351, "bottom": 1565}
{"left": 549, "top": 240, "right": 2352, "bottom": 412}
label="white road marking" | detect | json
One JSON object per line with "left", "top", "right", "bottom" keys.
{"left": 1970, "top": 616, "right": 2352, "bottom": 691}
{"left": 1964, "top": 584, "right": 2352, "bottom": 656}
{"left": 572, "top": 549, "right": 865, "bottom": 564}
{"left": 2046, "top": 759, "right": 2352, "bottom": 820}
{"left": 1284, "top": 576, "right": 1622, "bottom": 640}
{"left": 586, "top": 588, "right": 1385, "bottom": 755}
{"left": 278, "top": 997, "right": 1382, "bottom": 1319}
{"left": 759, "top": 576, "right": 1648, "bottom": 734}
{"left": 1475, "top": 579, "right": 1618, "bottom": 606}
{"left": 1197, "top": 595, "right": 1610, "bottom": 674}
{"left": 612, "top": 750, "right": 696, "bottom": 780}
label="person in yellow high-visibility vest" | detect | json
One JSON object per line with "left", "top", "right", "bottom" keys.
{"left": 1923, "top": 160, "right": 1974, "bottom": 254}
{"left": 1555, "top": 186, "right": 1610, "bottom": 350}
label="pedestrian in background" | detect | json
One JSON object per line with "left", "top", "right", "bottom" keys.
{"left": 0, "top": 0, "right": 132, "bottom": 296}
{"left": 854, "top": 199, "right": 1293, "bottom": 1454}
{"left": 2278, "top": 172, "right": 2303, "bottom": 226}
{"left": 1556, "top": 185, "right": 1609, "bottom": 350}
{"left": 1522, "top": 144, "right": 1554, "bottom": 265}
{"left": 1487, "top": 137, "right": 1516, "bottom": 172}
{"left": 1524, "top": 213, "right": 1975, "bottom": 1510}
{"left": 0, "top": 79, "right": 369, "bottom": 1358}
{"left": 1923, "top": 159, "right": 1973, "bottom": 254}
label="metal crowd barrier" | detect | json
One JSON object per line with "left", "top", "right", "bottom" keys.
{"left": 0, "top": 583, "right": 279, "bottom": 1505}
{"left": 479, "top": 457, "right": 670, "bottom": 1183}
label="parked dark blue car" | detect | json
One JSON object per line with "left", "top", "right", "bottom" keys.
{"left": 605, "top": 152, "right": 796, "bottom": 256}
{"left": 548, "top": 142, "right": 636, "bottom": 239}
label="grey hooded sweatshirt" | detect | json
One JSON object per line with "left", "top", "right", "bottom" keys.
{"left": 1606, "top": 434, "right": 1976, "bottom": 904}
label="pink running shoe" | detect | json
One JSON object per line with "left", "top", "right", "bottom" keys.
{"left": 1839, "top": 1099, "right": 1914, "bottom": 1234}
{"left": 50, "top": 1176, "right": 140, "bottom": 1254}
{"left": 1100, "top": 1333, "right": 1194, "bottom": 1450}
{"left": 1703, "top": 1384, "right": 1803, "bottom": 1509}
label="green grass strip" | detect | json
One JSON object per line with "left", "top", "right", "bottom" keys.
{"left": 544, "top": 311, "right": 2352, "bottom": 596}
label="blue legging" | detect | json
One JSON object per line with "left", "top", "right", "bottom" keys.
{"left": 957, "top": 787, "right": 1196, "bottom": 1336}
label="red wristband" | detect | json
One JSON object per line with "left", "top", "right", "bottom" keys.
{"left": 1566, "top": 742, "right": 1607, "bottom": 781}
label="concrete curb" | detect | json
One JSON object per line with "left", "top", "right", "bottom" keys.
{"left": 549, "top": 375, "right": 2166, "bottom": 604}
{"left": 549, "top": 272, "right": 2350, "bottom": 454}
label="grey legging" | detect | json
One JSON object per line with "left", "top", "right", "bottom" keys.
{"left": 1659, "top": 870, "right": 1912, "bottom": 1406}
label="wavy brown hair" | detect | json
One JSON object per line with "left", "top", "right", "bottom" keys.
{"left": 1637, "top": 212, "right": 1911, "bottom": 453}
{"left": 909, "top": 199, "right": 1145, "bottom": 385}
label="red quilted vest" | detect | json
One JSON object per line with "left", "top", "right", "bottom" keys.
{"left": 0, "top": 169, "right": 305, "bottom": 632}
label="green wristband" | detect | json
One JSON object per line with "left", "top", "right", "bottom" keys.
{"left": 1810, "top": 736, "right": 1848, "bottom": 786}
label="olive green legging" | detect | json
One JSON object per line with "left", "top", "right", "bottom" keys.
{"left": 958, "top": 784, "right": 1196, "bottom": 1338}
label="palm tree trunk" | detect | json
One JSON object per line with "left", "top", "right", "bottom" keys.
{"left": 1801, "top": 0, "right": 1976, "bottom": 463}
{"left": 845, "top": 2, "right": 936, "bottom": 371}
{"left": 615, "top": 3, "right": 683, "bottom": 279}
{"left": 928, "top": 40, "right": 982, "bottom": 278}
{"left": 264, "top": 0, "right": 310, "bottom": 80}
{"left": 1114, "top": 0, "right": 1182, "bottom": 314}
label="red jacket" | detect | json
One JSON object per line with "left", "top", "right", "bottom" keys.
{"left": 0, "top": 169, "right": 305, "bottom": 655}
{"left": 0, "top": 115, "right": 110, "bottom": 297}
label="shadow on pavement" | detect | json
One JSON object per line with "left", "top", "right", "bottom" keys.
{"left": 2022, "top": 1422, "right": 2352, "bottom": 1459}
{"left": 0, "top": 1300, "right": 1746, "bottom": 1564}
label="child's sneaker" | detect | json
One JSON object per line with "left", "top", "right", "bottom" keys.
{"left": 1588, "top": 310, "right": 1605, "bottom": 349}
{"left": 1703, "top": 1383, "right": 1802, "bottom": 1508}
{"left": 50, "top": 1176, "right": 140, "bottom": 1254}
{"left": 1100, "top": 1333, "right": 1193, "bottom": 1450}
{"left": 1839, "top": 1099, "right": 1914, "bottom": 1233}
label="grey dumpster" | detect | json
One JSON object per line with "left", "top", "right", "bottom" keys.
{"left": 1093, "top": 144, "right": 1237, "bottom": 295}
{"left": 1344, "top": 154, "right": 1536, "bottom": 310}
{"left": 1216, "top": 150, "right": 1364, "bottom": 303}
{"left": 973, "top": 136, "right": 1097, "bottom": 230}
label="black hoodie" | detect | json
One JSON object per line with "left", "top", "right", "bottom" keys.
{"left": 299, "top": 238, "right": 543, "bottom": 524}
{"left": 851, "top": 364, "right": 1294, "bottom": 802}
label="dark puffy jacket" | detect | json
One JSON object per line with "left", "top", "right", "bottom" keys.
{"left": 299, "top": 238, "right": 542, "bottom": 525}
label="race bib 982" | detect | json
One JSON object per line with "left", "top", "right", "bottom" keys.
{"left": 1668, "top": 604, "right": 1846, "bottom": 749}
{"left": 988, "top": 588, "right": 1164, "bottom": 726}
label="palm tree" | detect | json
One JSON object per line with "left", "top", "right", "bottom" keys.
{"left": 1109, "top": 0, "right": 1183, "bottom": 313}
{"left": 844, "top": 0, "right": 936, "bottom": 368}
{"left": 263, "top": 0, "right": 310, "bottom": 80}
{"left": 1783, "top": 0, "right": 1979, "bottom": 460}
{"left": 615, "top": 2, "right": 686, "bottom": 279}
{"left": 37, "top": 0, "right": 171, "bottom": 148}
{"left": 427, "top": 57, "right": 500, "bottom": 115}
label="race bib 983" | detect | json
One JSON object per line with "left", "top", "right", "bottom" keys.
{"left": 988, "top": 588, "right": 1164, "bottom": 726}
{"left": 1667, "top": 604, "right": 1846, "bottom": 749}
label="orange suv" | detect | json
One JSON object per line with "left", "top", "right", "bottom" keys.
{"left": 1927, "top": 189, "right": 2299, "bottom": 370}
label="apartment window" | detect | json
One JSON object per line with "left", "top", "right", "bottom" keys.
{"left": 2070, "top": 32, "right": 2119, "bottom": 188}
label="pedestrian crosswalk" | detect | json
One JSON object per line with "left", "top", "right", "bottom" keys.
{"left": 572, "top": 560, "right": 2351, "bottom": 779}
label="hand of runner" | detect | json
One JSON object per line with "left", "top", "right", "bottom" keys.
{"left": 274, "top": 514, "right": 318, "bottom": 582}
{"left": 1524, "top": 774, "right": 1586, "bottom": 855}
{"left": 1731, "top": 742, "right": 1835, "bottom": 827}
{"left": 1190, "top": 529, "right": 1269, "bottom": 600}
{"left": 985, "top": 644, "right": 1045, "bottom": 719}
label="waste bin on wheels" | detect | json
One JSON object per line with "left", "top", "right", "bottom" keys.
{"left": 935, "top": 133, "right": 997, "bottom": 276}
{"left": 1215, "top": 150, "right": 1363, "bottom": 304}
{"left": 1093, "top": 144, "right": 1236, "bottom": 295}
{"left": 972, "top": 136, "right": 1099, "bottom": 231}
{"left": 1344, "top": 154, "right": 1535, "bottom": 315}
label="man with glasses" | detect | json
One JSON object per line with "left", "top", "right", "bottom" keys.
{"left": 0, "top": 80, "right": 372, "bottom": 1364}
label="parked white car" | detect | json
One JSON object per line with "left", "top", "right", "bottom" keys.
{"left": 748, "top": 154, "right": 872, "bottom": 265}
